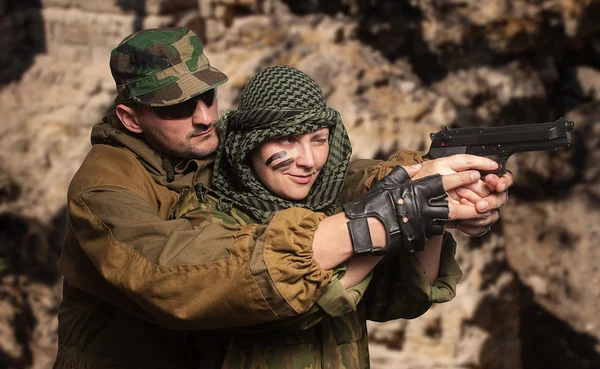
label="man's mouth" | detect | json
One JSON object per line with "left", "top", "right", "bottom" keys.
{"left": 190, "top": 126, "right": 214, "bottom": 138}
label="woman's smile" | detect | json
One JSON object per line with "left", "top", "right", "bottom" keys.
{"left": 287, "top": 173, "right": 314, "bottom": 184}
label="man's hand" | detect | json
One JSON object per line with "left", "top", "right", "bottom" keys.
{"left": 446, "top": 171, "right": 512, "bottom": 236}
{"left": 411, "top": 154, "right": 514, "bottom": 237}
{"left": 344, "top": 164, "right": 495, "bottom": 255}
{"left": 413, "top": 154, "right": 499, "bottom": 180}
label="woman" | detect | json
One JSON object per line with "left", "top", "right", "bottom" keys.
{"left": 170, "top": 65, "right": 464, "bottom": 368}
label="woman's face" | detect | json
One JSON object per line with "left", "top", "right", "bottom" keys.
{"left": 250, "top": 128, "right": 330, "bottom": 201}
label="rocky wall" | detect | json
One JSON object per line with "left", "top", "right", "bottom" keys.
{"left": 1, "top": 0, "right": 599, "bottom": 368}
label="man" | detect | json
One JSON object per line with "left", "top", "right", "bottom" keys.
{"left": 54, "top": 27, "right": 511, "bottom": 369}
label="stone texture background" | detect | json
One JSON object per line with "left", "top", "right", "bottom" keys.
{"left": 0, "top": 0, "right": 599, "bottom": 368}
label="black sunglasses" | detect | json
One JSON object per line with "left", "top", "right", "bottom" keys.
{"left": 152, "top": 88, "right": 216, "bottom": 119}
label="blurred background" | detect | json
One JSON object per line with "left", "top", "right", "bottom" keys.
{"left": 0, "top": 0, "right": 599, "bottom": 368}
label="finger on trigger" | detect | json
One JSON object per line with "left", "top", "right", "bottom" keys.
{"left": 497, "top": 172, "right": 514, "bottom": 192}
{"left": 484, "top": 174, "right": 499, "bottom": 191}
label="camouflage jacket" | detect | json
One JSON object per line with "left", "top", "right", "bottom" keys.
{"left": 171, "top": 153, "right": 463, "bottom": 369}
{"left": 56, "top": 114, "right": 332, "bottom": 369}
{"left": 55, "top": 114, "right": 461, "bottom": 369}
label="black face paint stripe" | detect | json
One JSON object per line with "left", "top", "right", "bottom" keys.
{"left": 265, "top": 151, "right": 287, "bottom": 166}
{"left": 272, "top": 158, "right": 294, "bottom": 170}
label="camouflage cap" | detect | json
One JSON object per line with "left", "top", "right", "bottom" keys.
{"left": 110, "top": 27, "right": 228, "bottom": 107}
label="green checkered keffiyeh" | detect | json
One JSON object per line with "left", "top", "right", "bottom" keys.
{"left": 212, "top": 65, "right": 352, "bottom": 223}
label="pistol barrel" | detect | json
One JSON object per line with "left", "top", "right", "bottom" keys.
{"left": 429, "top": 117, "right": 574, "bottom": 147}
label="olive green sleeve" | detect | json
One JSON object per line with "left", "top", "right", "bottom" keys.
{"left": 339, "top": 150, "right": 426, "bottom": 205}
{"left": 227, "top": 232, "right": 462, "bottom": 331}
{"left": 220, "top": 265, "right": 372, "bottom": 332}
{"left": 364, "top": 232, "right": 463, "bottom": 322}
{"left": 400, "top": 233, "right": 463, "bottom": 303}
{"left": 338, "top": 150, "right": 463, "bottom": 321}
{"left": 316, "top": 266, "right": 372, "bottom": 317}
{"left": 63, "top": 186, "right": 332, "bottom": 330}
{"left": 171, "top": 189, "right": 373, "bottom": 333}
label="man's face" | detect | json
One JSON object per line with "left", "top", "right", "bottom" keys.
{"left": 132, "top": 89, "right": 220, "bottom": 159}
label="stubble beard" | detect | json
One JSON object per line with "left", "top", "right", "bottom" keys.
{"left": 175, "top": 126, "right": 220, "bottom": 159}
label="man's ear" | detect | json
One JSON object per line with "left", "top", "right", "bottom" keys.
{"left": 116, "top": 104, "right": 144, "bottom": 134}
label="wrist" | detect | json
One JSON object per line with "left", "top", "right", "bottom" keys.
{"left": 367, "top": 217, "right": 387, "bottom": 248}
{"left": 313, "top": 212, "right": 354, "bottom": 269}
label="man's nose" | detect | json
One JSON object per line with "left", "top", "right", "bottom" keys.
{"left": 295, "top": 143, "right": 315, "bottom": 168}
{"left": 192, "top": 99, "right": 217, "bottom": 125}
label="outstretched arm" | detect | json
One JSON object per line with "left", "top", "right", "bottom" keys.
{"left": 340, "top": 151, "right": 513, "bottom": 237}
{"left": 313, "top": 157, "right": 495, "bottom": 270}
{"left": 414, "top": 154, "right": 512, "bottom": 236}
{"left": 64, "top": 146, "right": 501, "bottom": 332}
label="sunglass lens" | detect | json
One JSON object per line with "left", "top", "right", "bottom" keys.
{"left": 152, "top": 89, "right": 216, "bottom": 119}
{"left": 153, "top": 99, "right": 196, "bottom": 119}
{"left": 198, "top": 89, "right": 216, "bottom": 107}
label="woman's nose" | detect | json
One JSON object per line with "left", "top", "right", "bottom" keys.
{"left": 295, "top": 143, "right": 315, "bottom": 168}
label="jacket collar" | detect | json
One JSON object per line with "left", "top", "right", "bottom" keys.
{"left": 90, "top": 110, "right": 214, "bottom": 192}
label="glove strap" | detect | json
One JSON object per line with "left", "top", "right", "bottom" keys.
{"left": 346, "top": 217, "right": 372, "bottom": 255}
{"left": 346, "top": 217, "right": 387, "bottom": 256}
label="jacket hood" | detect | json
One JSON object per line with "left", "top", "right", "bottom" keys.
{"left": 90, "top": 111, "right": 214, "bottom": 192}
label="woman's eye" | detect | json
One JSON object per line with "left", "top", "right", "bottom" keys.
{"left": 313, "top": 138, "right": 328, "bottom": 145}
{"left": 279, "top": 136, "right": 295, "bottom": 144}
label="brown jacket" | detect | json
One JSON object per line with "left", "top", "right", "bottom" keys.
{"left": 55, "top": 113, "right": 334, "bottom": 368}
{"left": 54, "top": 113, "right": 461, "bottom": 369}
{"left": 172, "top": 191, "right": 461, "bottom": 369}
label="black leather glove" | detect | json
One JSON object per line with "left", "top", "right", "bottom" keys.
{"left": 342, "top": 166, "right": 450, "bottom": 256}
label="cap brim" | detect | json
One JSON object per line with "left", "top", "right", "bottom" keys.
{"left": 134, "top": 66, "right": 228, "bottom": 107}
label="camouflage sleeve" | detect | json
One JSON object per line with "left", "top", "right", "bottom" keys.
{"left": 339, "top": 150, "right": 426, "bottom": 204}
{"left": 229, "top": 232, "right": 462, "bottom": 330}
{"left": 337, "top": 150, "right": 464, "bottom": 322}
{"left": 316, "top": 266, "right": 372, "bottom": 318}
{"left": 63, "top": 185, "right": 332, "bottom": 331}
{"left": 364, "top": 232, "right": 463, "bottom": 322}
{"left": 216, "top": 265, "right": 372, "bottom": 332}
{"left": 172, "top": 186, "right": 377, "bottom": 332}
{"left": 400, "top": 233, "right": 463, "bottom": 303}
